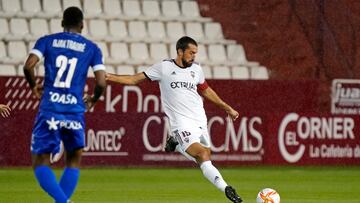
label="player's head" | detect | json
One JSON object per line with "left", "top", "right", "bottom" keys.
{"left": 176, "top": 36, "right": 198, "bottom": 68}
{"left": 62, "top": 7, "right": 84, "bottom": 32}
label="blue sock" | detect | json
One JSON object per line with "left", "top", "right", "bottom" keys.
{"left": 34, "top": 166, "right": 68, "bottom": 203}
{"left": 59, "top": 167, "right": 80, "bottom": 198}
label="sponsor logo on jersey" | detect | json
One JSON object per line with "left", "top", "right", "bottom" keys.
{"left": 190, "top": 71, "right": 195, "bottom": 78}
{"left": 170, "top": 81, "right": 196, "bottom": 90}
{"left": 46, "top": 117, "right": 82, "bottom": 130}
{"left": 49, "top": 92, "right": 78, "bottom": 105}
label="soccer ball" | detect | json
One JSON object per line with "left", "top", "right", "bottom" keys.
{"left": 256, "top": 188, "right": 280, "bottom": 203}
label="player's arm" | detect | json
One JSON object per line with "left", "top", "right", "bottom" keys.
{"left": 200, "top": 85, "right": 239, "bottom": 121}
{"left": 84, "top": 70, "right": 106, "bottom": 110}
{"left": 106, "top": 72, "right": 147, "bottom": 85}
{"left": 23, "top": 54, "right": 43, "bottom": 99}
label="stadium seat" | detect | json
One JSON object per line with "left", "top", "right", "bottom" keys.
{"left": 142, "top": 0, "right": 161, "bottom": 20}
{"left": 196, "top": 44, "right": 208, "bottom": 63}
{"left": 106, "top": 65, "right": 116, "bottom": 74}
{"left": 20, "top": 0, "right": 41, "bottom": 18}
{"left": 123, "top": 0, "right": 141, "bottom": 19}
{"left": 201, "top": 65, "right": 213, "bottom": 79}
{"left": 28, "top": 19, "right": 50, "bottom": 40}
{"left": 204, "top": 22, "right": 224, "bottom": 40}
{"left": 0, "top": 0, "right": 21, "bottom": 17}
{"left": 95, "top": 42, "right": 109, "bottom": 59}
{"left": 83, "top": 0, "right": 102, "bottom": 18}
{"left": 250, "top": 66, "right": 269, "bottom": 80}
{"left": 227, "top": 44, "right": 260, "bottom": 66}
{"left": 0, "top": 18, "right": 9, "bottom": 38}
{"left": 7, "top": 41, "right": 27, "bottom": 64}
{"left": 0, "top": 41, "right": 7, "bottom": 61}
{"left": 103, "top": 0, "right": 122, "bottom": 19}
{"left": 150, "top": 43, "right": 169, "bottom": 62}
{"left": 161, "top": 1, "right": 180, "bottom": 20}
{"left": 108, "top": 42, "right": 129, "bottom": 64}
{"left": 166, "top": 22, "right": 185, "bottom": 41}
{"left": 147, "top": 21, "right": 166, "bottom": 42}
{"left": 213, "top": 66, "right": 231, "bottom": 79}
{"left": 232, "top": 66, "right": 250, "bottom": 79}
{"left": 88, "top": 19, "right": 108, "bottom": 40}
{"left": 136, "top": 65, "right": 148, "bottom": 73}
{"left": 27, "top": 41, "right": 36, "bottom": 52}
{"left": 49, "top": 18, "right": 62, "bottom": 33}
{"left": 181, "top": 1, "right": 201, "bottom": 19}
{"left": 62, "top": 0, "right": 82, "bottom": 10}
{"left": 40, "top": 0, "right": 62, "bottom": 18}
{"left": 169, "top": 44, "right": 177, "bottom": 59}
{"left": 107, "top": 20, "right": 128, "bottom": 41}
{"left": 117, "top": 65, "right": 135, "bottom": 75}
{"left": 208, "top": 44, "right": 227, "bottom": 65}
{"left": 129, "top": 42, "right": 149, "bottom": 64}
{"left": 128, "top": 21, "right": 147, "bottom": 41}
{"left": 5, "top": 18, "right": 30, "bottom": 40}
{"left": 185, "top": 22, "right": 204, "bottom": 42}
{"left": 0, "top": 64, "right": 17, "bottom": 76}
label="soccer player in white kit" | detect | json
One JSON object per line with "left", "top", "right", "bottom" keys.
{"left": 106, "top": 36, "right": 242, "bottom": 203}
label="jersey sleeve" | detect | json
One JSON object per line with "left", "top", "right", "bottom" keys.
{"left": 144, "top": 62, "right": 162, "bottom": 81}
{"left": 30, "top": 36, "right": 47, "bottom": 60}
{"left": 91, "top": 44, "right": 106, "bottom": 72}
{"left": 197, "top": 66, "right": 209, "bottom": 91}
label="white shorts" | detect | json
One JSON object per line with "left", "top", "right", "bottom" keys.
{"left": 172, "top": 126, "right": 210, "bottom": 152}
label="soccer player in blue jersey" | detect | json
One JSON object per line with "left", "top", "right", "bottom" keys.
{"left": 23, "top": 7, "right": 106, "bottom": 203}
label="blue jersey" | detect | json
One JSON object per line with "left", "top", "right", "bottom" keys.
{"left": 31, "top": 32, "right": 105, "bottom": 113}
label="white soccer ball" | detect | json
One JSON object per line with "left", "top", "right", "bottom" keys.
{"left": 256, "top": 188, "right": 280, "bottom": 203}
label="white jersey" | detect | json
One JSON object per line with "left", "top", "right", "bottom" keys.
{"left": 144, "top": 59, "right": 208, "bottom": 130}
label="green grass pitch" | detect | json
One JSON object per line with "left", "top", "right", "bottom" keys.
{"left": 0, "top": 166, "right": 359, "bottom": 202}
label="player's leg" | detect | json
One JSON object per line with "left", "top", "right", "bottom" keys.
{"left": 59, "top": 112, "right": 85, "bottom": 200}
{"left": 31, "top": 113, "right": 68, "bottom": 203}
{"left": 59, "top": 148, "right": 82, "bottom": 199}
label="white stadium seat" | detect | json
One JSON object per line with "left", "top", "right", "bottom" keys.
{"left": 0, "top": 64, "right": 17, "bottom": 76}
{"left": 88, "top": 19, "right": 108, "bottom": 40}
{"left": 130, "top": 42, "right": 149, "bottom": 64}
{"left": 169, "top": 44, "right": 177, "bottom": 59}
{"left": 108, "top": 20, "right": 128, "bottom": 41}
{"left": 161, "top": 1, "right": 180, "bottom": 20}
{"left": 185, "top": 22, "right": 204, "bottom": 42}
{"left": 40, "top": 0, "right": 62, "bottom": 18}
{"left": 166, "top": 22, "right": 185, "bottom": 41}
{"left": 103, "top": 0, "right": 122, "bottom": 19}
{"left": 213, "top": 66, "right": 231, "bottom": 79}
{"left": 208, "top": 44, "right": 227, "bottom": 64}
{"left": 62, "top": 0, "right": 82, "bottom": 10}
{"left": 0, "top": 18, "right": 9, "bottom": 38}
{"left": 0, "top": 41, "right": 8, "bottom": 61}
{"left": 123, "top": 0, "right": 141, "bottom": 19}
{"left": 201, "top": 65, "right": 213, "bottom": 79}
{"left": 49, "top": 18, "right": 62, "bottom": 33}
{"left": 227, "top": 44, "right": 259, "bottom": 66}
{"left": 117, "top": 65, "right": 135, "bottom": 75}
{"left": 29, "top": 19, "right": 50, "bottom": 39}
{"left": 142, "top": 0, "right": 161, "bottom": 20}
{"left": 83, "top": 0, "right": 102, "bottom": 18}
{"left": 251, "top": 66, "right": 269, "bottom": 80}
{"left": 181, "top": 1, "right": 200, "bottom": 18}
{"left": 108, "top": 42, "right": 129, "bottom": 64}
{"left": 7, "top": 41, "right": 27, "bottom": 63}
{"left": 232, "top": 66, "right": 250, "bottom": 79}
{"left": 0, "top": 0, "right": 21, "bottom": 17}
{"left": 205, "top": 22, "right": 224, "bottom": 40}
{"left": 6, "top": 18, "right": 30, "bottom": 40}
{"left": 147, "top": 21, "right": 166, "bottom": 42}
{"left": 128, "top": 21, "right": 147, "bottom": 41}
{"left": 150, "top": 43, "right": 168, "bottom": 62}
{"left": 196, "top": 44, "right": 208, "bottom": 63}
{"left": 20, "top": 0, "right": 41, "bottom": 18}
{"left": 106, "top": 65, "right": 116, "bottom": 74}
{"left": 136, "top": 65, "right": 148, "bottom": 73}
{"left": 95, "top": 42, "right": 109, "bottom": 58}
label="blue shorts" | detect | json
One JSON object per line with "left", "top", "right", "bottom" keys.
{"left": 31, "top": 111, "right": 85, "bottom": 154}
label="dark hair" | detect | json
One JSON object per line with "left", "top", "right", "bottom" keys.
{"left": 176, "top": 36, "right": 198, "bottom": 53}
{"left": 62, "top": 7, "right": 83, "bottom": 28}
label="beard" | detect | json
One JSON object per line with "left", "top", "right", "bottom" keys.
{"left": 182, "top": 58, "right": 193, "bottom": 68}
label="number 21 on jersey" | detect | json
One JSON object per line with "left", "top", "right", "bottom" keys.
{"left": 54, "top": 55, "right": 78, "bottom": 88}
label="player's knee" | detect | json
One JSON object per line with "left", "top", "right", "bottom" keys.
{"left": 194, "top": 150, "right": 210, "bottom": 163}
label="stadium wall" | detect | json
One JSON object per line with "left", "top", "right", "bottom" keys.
{"left": 1, "top": 77, "right": 360, "bottom": 167}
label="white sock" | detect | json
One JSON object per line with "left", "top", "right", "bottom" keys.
{"left": 200, "top": 161, "right": 228, "bottom": 192}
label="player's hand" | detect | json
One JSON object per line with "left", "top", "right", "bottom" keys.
{"left": 226, "top": 107, "right": 239, "bottom": 121}
{"left": 32, "top": 83, "right": 43, "bottom": 99}
{"left": 83, "top": 94, "right": 96, "bottom": 111}
{"left": 0, "top": 104, "right": 11, "bottom": 118}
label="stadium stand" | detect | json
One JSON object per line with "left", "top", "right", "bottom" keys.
{"left": 0, "top": 0, "right": 268, "bottom": 80}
